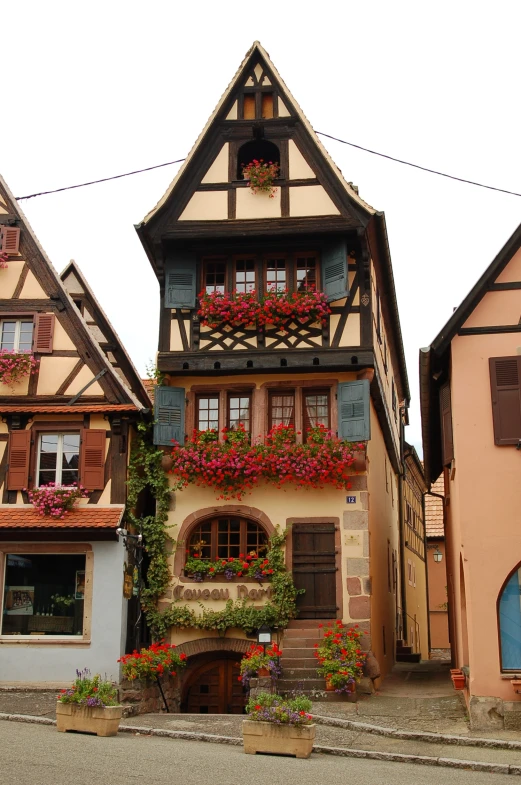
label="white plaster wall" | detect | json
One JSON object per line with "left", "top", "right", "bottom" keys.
{"left": 0, "top": 540, "right": 127, "bottom": 684}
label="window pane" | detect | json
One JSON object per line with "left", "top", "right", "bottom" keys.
{"left": 1, "top": 553, "right": 86, "bottom": 636}
{"left": 270, "top": 393, "right": 295, "bottom": 427}
{"left": 304, "top": 392, "right": 330, "bottom": 439}
{"left": 296, "top": 257, "right": 317, "bottom": 291}
{"left": 38, "top": 435, "right": 58, "bottom": 485}
{"left": 217, "top": 518, "right": 241, "bottom": 559}
{"left": 235, "top": 260, "right": 256, "bottom": 293}
{"left": 266, "top": 259, "right": 286, "bottom": 292}
{"left": 204, "top": 261, "right": 226, "bottom": 294}
{"left": 246, "top": 522, "right": 268, "bottom": 556}
{"left": 188, "top": 523, "right": 212, "bottom": 560}
{"left": 0, "top": 321, "right": 16, "bottom": 350}
{"left": 197, "top": 396, "right": 219, "bottom": 431}
{"left": 228, "top": 395, "right": 251, "bottom": 433}
{"left": 500, "top": 567, "right": 521, "bottom": 669}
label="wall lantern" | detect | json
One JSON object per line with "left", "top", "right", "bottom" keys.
{"left": 433, "top": 547, "right": 443, "bottom": 563}
{"left": 257, "top": 624, "right": 272, "bottom": 653}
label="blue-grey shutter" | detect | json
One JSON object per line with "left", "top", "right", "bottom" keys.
{"left": 153, "top": 386, "right": 186, "bottom": 446}
{"left": 338, "top": 380, "right": 370, "bottom": 441}
{"left": 322, "top": 240, "right": 348, "bottom": 302}
{"left": 164, "top": 253, "right": 197, "bottom": 309}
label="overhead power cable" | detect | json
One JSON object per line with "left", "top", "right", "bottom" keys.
{"left": 15, "top": 132, "right": 521, "bottom": 201}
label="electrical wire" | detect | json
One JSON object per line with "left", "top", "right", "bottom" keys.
{"left": 15, "top": 132, "right": 521, "bottom": 201}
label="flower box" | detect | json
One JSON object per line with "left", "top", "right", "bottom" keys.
{"left": 511, "top": 679, "right": 521, "bottom": 694}
{"left": 56, "top": 702, "right": 123, "bottom": 736}
{"left": 242, "top": 720, "right": 315, "bottom": 758}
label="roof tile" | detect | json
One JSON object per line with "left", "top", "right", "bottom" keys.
{"left": 0, "top": 404, "right": 137, "bottom": 413}
{"left": 425, "top": 475, "right": 445, "bottom": 538}
{"left": 0, "top": 506, "right": 124, "bottom": 529}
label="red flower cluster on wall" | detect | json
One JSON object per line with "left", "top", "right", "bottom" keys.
{"left": 169, "top": 425, "right": 365, "bottom": 500}
{"left": 242, "top": 159, "right": 279, "bottom": 196}
{"left": 198, "top": 289, "right": 331, "bottom": 331}
{"left": 118, "top": 641, "right": 188, "bottom": 681}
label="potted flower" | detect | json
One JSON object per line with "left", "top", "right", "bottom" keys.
{"left": 239, "top": 643, "right": 282, "bottom": 688}
{"left": 0, "top": 349, "right": 39, "bottom": 388}
{"left": 27, "top": 483, "right": 88, "bottom": 519}
{"left": 118, "top": 641, "right": 187, "bottom": 681}
{"left": 242, "top": 159, "right": 279, "bottom": 197}
{"left": 56, "top": 669, "right": 122, "bottom": 737}
{"left": 243, "top": 692, "right": 315, "bottom": 758}
{"left": 314, "top": 621, "right": 366, "bottom": 693}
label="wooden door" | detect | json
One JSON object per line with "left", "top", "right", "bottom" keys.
{"left": 185, "top": 659, "right": 244, "bottom": 714}
{"left": 292, "top": 523, "right": 337, "bottom": 618}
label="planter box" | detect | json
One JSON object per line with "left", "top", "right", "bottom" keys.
{"left": 243, "top": 720, "right": 315, "bottom": 759}
{"left": 56, "top": 702, "right": 123, "bottom": 737}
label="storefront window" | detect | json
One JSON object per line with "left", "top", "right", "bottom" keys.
{"left": 499, "top": 566, "right": 521, "bottom": 670}
{"left": 1, "top": 553, "right": 86, "bottom": 636}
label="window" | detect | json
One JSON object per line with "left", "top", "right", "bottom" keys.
{"left": 228, "top": 394, "right": 251, "bottom": 433}
{"left": 490, "top": 356, "right": 521, "bottom": 445}
{"left": 1, "top": 552, "right": 86, "bottom": 636}
{"left": 203, "top": 260, "right": 226, "bottom": 294}
{"left": 261, "top": 93, "right": 274, "bottom": 119}
{"left": 237, "top": 140, "right": 280, "bottom": 180}
{"left": 0, "top": 319, "right": 33, "bottom": 351}
{"left": 265, "top": 258, "right": 287, "bottom": 292}
{"left": 499, "top": 566, "right": 521, "bottom": 670}
{"left": 269, "top": 390, "right": 295, "bottom": 428}
{"left": 234, "top": 259, "right": 256, "bottom": 293}
{"left": 295, "top": 255, "right": 318, "bottom": 291}
{"left": 36, "top": 433, "right": 80, "bottom": 487}
{"left": 186, "top": 517, "right": 268, "bottom": 562}
{"left": 196, "top": 395, "right": 219, "bottom": 431}
{"left": 303, "top": 390, "right": 330, "bottom": 439}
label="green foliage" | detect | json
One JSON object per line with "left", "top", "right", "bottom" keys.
{"left": 57, "top": 669, "right": 119, "bottom": 707}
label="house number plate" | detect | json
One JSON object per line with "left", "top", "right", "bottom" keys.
{"left": 346, "top": 496, "right": 356, "bottom": 504}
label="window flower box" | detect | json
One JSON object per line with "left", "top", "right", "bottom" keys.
{"left": 242, "top": 159, "right": 279, "bottom": 197}
{"left": 197, "top": 289, "right": 331, "bottom": 331}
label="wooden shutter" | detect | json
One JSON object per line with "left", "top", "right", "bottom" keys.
{"left": 6, "top": 430, "right": 31, "bottom": 490}
{"left": 322, "top": 240, "right": 348, "bottom": 302}
{"left": 33, "top": 313, "right": 55, "bottom": 353}
{"left": 440, "top": 381, "right": 454, "bottom": 464}
{"left": 80, "top": 429, "right": 106, "bottom": 490}
{"left": 490, "top": 356, "right": 521, "bottom": 445}
{"left": 164, "top": 254, "right": 197, "bottom": 309}
{"left": 1, "top": 227, "right": 20, "bottom": 254}
{"left": 154, "top": 386, "right": 186, "bottom": 446}
{"left": 337, "top": 380, "right": 370, "bottom": 441}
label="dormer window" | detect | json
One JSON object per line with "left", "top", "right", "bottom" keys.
{"left": 237, "top": 140, "right": 280, "bottom": 180}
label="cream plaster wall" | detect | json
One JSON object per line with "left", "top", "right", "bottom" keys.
{"left": 495, "top": 247, "right": 521, "bottom": 283}
{"left": 462, "top": 290, "right": 521, "bottom": 328}
{"left": 201, "top": 144, "right": 229, "bottom": 184}
{"left": 170, "top": 320, "right": 185, "bottom": 352}
{"left": 289, "top": 186, "right": 340, "bottom": 217}
{"left": 19, "top": 271, "right": 47, "bottom": 299}
{"left": 53, "top": 318, "right": 77, "bottom": 351}
{"left": 226, "top": 102, "right": 238, "bottom": 120}
{"left": 1, "top": 260, "right": 25, "bottom": 299}
{"left": 367, "top": 403, "right": 401, "bottom": 681}
{"left": 288, "top": 140, "right": 315, "bottom": 180}
{"left": 278, "top": 98, "right": 290, "bottom": 117}
{"left": 448, "top": 328, "right": 521, "bottom": 700}
{"left": 236, "top": 188, "right": 281, "bottom": 219}
{"left": 37, "top": 356, "right": 78, "bottom": 394}
{"left": 0, "top": 376, "right": 30, "bottom": 396}
{"left": 179, "top": 191, "right": 228, "bottom": 221}
{"left": 338, "top": 313, "right": 360, "bottom": 347}
{"left": 64, "top": 364, "right": 103, "bottom": 396}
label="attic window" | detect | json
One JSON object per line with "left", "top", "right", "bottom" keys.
{"left": 241, "top": 92, "right": 274, "bottom": 120}
{"left": 261, "top": 94, "right": 274, "bottom": 119}
{"left": 237, "top": 140, "right": 280, "bottom": 180}
{"left": 243, "top": 95, "right": 255, "bottom": 120}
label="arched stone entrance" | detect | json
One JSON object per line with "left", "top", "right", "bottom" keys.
{"left": 179, "top": 638, "right": 250, "bottom": 715}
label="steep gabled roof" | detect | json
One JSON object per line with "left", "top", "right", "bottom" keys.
{"left": 60, "top": 260, "right": 151, "bottom": 409}
{"left": 0, "top": 176, "right": 149, "bottom": 412}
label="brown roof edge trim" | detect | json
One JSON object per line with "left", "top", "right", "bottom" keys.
{"left": 419, "top": 345, "right": 436, "bottom": 487}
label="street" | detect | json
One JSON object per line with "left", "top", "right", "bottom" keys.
{"left": 0, "top": 721, "right": 510, "bottom": 785}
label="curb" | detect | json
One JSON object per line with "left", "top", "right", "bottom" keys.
{"left": 313, "top": 713, "right": 521, "bottom": 752}
{"left": 1, "top": 713, "right": 520, "bottom": 775}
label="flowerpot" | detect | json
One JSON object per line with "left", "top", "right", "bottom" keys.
{"left": 243, "top": 720, "right": 315, "bottom": 759}
{"left": 511, "top": 679, "right": 521, "bottom": 694}
{"left": 325, "top": 678, "right": 335, "bottom": 692}
{"left": 56, "top": 702, "right": 123, "bottom": 737}
{"left": 257, "top": 668, "right": 270, "bottom": 678}
{"left": 451, "top": 677, "right": 466, "bottom": 691}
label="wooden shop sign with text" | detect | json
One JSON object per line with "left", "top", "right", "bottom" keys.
{"left": 173, "top": 584, "right": 273, "bottom": 602}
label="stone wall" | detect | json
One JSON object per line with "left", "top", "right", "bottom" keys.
{"left": 119, "top": 675, "right": 180, "bottom": 714}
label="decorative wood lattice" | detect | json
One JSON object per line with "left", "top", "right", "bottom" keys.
{"left": 264, "top": 320, "right": 326, "bottom": 349}
{"left": 197, "top": 323, "right": 258, "bottom": 351}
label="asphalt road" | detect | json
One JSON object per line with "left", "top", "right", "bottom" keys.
{"left": 0, "top": 720, "right": 509, "bottom": 785}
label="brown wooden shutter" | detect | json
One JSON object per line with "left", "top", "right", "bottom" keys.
{"left": 1, "top": 227, "right": 20, "bottom": 254}
{"left": 6, "top": 430, "right": 31, "bottom": 490}
{"left": 80, "top": 429, "right": 106, "bottom": 490}
{"left": 33, "top": 313, "right": 55, "bottom": 353}
{"left": 440, "top": 381, "right": 454, "bottom": 465}
{"left": 489, "top": 356, "right": 521, "bottom": 445}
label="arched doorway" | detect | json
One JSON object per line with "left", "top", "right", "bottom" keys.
{"left": 182, "top": 653, "right": 245, "bottom": 714}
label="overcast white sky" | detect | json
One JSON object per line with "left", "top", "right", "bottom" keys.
{"left": 3, "top": 1, "right": 521, "bottom": 452}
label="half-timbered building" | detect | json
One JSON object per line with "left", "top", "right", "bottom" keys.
{"left": 137, "top": 42, "right": 415, "bottom": 712}
{"left": 0, "top": 178, "right": 151, "bottom": 683}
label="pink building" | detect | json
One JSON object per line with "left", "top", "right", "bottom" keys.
{"left": 425, "top": 476, "right": 450, "bottom": 657}
{"left": 421, "top": 223, "right": 521, "bottom": 730}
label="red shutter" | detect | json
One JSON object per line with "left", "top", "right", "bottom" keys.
{"left": 80, "top": 429, "right": 106, "bottom": 490}
{"left": 1, "top": 227, "right": 20, "bottom": 254}
{"left": 490, "top": 356, "right": 521, "bottom": 445}
{"left": 440, "top": 381, "right": 454, "bottom": 465}
{"left": 6, "top": 431, "right": 31, "bottom": 490}
{"left": 33, "top": 314, "right": 55, "bottom": 354}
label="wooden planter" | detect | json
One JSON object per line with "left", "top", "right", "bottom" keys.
{"left": 243, "top": 720, "right": 315, "bottom": 758}
{"left": 451, "top": 675, "right": 466, "bottom": 690}
{"left": 56, "top": 703, "right": 123, "bottom": 737}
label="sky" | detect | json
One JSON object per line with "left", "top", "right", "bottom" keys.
{"left": 3, "top": 1, "right": 521, "bottom": 452}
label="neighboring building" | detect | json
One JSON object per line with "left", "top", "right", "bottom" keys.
{"left": 420, "top": 221, "right": 521, "bottom": 729}
{"left": 398, "top": 443, "right": 428, "bottom": 662}
{"left": 425, "top": 475, "right": 450, "bottom": 657}
{"left": 136, "top": 41, "right": 416, "bottom": 712}
{"left": 0, "top": 178, "right": 151, "bottom": 684}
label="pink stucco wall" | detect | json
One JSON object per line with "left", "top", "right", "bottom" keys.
{"left": 427, "top": 541, "right": 450, "bottom": 649}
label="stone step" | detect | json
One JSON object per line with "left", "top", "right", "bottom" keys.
{"left": 280, "top": 667, "right": 320, "bottom": 679}
{"left": 277, "top": 678, "right": 326, "bottom": 691}
{"left": 280, "top": 648, "right": 317, "bottom": 659}
{"left": 396, "top": 652, "right": 422, "bottom": 663}
{"left": 280, "top": 637, "right": 319, "bottom": 648}
{"left": 396, "top": 645, "right": 413, "bottom": 655}
{"left": 280, "top": 658, "right": 317, "bottom": 669}
{"left": 286, "top": 619, "right": 332, "bottom": 629}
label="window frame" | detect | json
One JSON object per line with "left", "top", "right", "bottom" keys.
{"left": 29, "top": 422, "right": 83, "bottom": 490}
{"left": 195, "top": 393, "right": 220, "bottom": 433}
{"left": 0, "top": 317, "right": 35, "bottom": 352}
{"left": 268, "top": 388, "right": 296, "bottom": 430}
{"left": 201, "top": 256, "right": 228, "bottom": 296}
{"left": 35, "top": 431, "right": 81, "bottom": 488}
{"left": 184, "top": 516, "right": 269, "bottom": 567}
{"left": 302, "top": 388, "right": 331, "bottom": 441}
{"left": 264, "top": 254, "right": 289, "bottom": 293}
{"left": 227, "top": 392, "right": 252, "bottom": 434}
{"left": 233, "top": 255, "right": 257, "bottom": 294}
{"left": 0, "top": 543, "right": 93, "bottom": 644}
{"left": 293, "top": 252, "right": 320, "bottom": 292}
